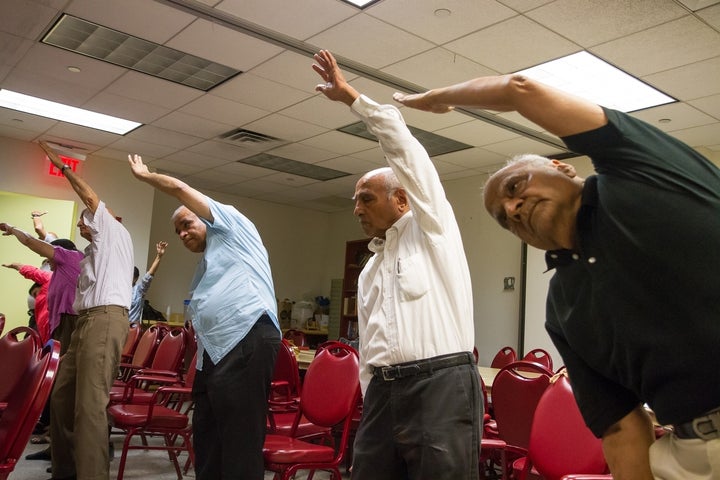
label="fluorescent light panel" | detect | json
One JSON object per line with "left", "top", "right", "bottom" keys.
{"left": 341, "top": 0, "right": 380, "bottom": 7}
{"left": 0, "top": 89, "right": 141, "bottom": 135}
{"left": 516, "top": 51, "right": 675, "bottom": 112}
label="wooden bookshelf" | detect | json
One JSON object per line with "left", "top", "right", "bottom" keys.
{"left": 340, "top": 239, "right": 372, "bottom": 340}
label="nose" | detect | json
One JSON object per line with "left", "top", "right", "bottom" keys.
{"left": 353, "top": 201, "right": 363, "bottom": 217}
{"left": 504, "top": 197, "right": 523, "bottom": 223}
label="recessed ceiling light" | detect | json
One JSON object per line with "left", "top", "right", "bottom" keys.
{"left": 0, "top": 89, "right": 142, "bottom": 135}
{"left": 434, "top": 8, "right": 452, "bottom": 17}
{"left": 515, "top": 51, "right": 675, "bottom": 112}
{"left": 67, "top": 66, "right": 81, "bottom": 73}
{"left": 340, "top": 0, "right": 380, "bottom": 8}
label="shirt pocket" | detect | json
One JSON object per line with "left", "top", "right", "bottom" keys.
{"left": 397, "top": 253, "right": 429, "bottom": 302}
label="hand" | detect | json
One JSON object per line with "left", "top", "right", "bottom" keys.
{"left": 31, "top": 211, "right": 47, "bottom": 218}
{"left": 38, "top": 141, "right": 64, "bottom": 168}
{"left": 312, "top": 50, "right": 359, "bottom": 106}
{"left": 128, "top": 154, "right": 152, "bottom": 180}
{"left": 392, "top": 91, "right": 454, "bottom": 114}
{"left": 156, "top": 241, "right": 168, "bottom": 256}
{"left": 0, "top": 223, "right": 13, "bottom": 236}
{"left": 2, "top": 263, "right": 21, "bottom": 270}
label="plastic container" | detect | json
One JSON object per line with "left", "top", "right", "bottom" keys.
{"left": 291, "top": 301, "right": 314, "bottom": 329}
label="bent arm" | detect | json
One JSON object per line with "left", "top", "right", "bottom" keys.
{"left": 128, "top": 154, "right": 212, "bottom": 221}
{"left": 601, "top": 405, "right": 655, "bottom": 480}
{"left": 393, "top": 75, "right": 607, "bottom": 138}
{"left": 0, "top": 224, "right": 55, "bottom": 259}
{"left": 146, "top": 241, "right": 168, "bottom": 276}
{"left": 39, "top": 142, "right": 100, "bottom": 213}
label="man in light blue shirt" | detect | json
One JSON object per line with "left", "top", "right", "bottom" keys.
{"left": 129, "top": 240, "right": 168, "bottom": 322}
{"left": 128, "top": 154, "right": 281, "bottom": 480}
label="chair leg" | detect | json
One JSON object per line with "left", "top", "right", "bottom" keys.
{"left": 163, "top": 433, "right": 183, "bottom": 480}
{"left": 116, "top": 429, "right": 136, "bottom": 480}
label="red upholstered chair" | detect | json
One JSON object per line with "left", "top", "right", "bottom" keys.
{"left": 107, "top": 352, "right": 197, "bottom": 480}
{"left": 270, "top": 339, "right": 302, "bottom": 404}
{"left": 263, "top": 346, "right": 361, "bottom": 480}
{"left": 116, "top": 325, "right": 163, "bottom": 384}
{"left": 480, "top": 361, "right": 553, "bottom": 480}
{"left": 522, "top": 348, "right": 554, "bottom": 372}
{"left": 491, "top": 346, "right": 517, "bottom": 369}
{"left": 283, "top": 329, "right": 308, "bottom": 348}
{"left": 0, "top": 340, "right": 61, "bottom": 480}
{"left": 111, "top": 327, "right": 186, "bottom": 404}
{"left": 121, "top": 321, "right": 142, "bottom": 363}
{"left": 0, "top": 326, "right": 42, "bottom": 413}
{"left": 513, "top": 372, "right": 609, "bottom": 480}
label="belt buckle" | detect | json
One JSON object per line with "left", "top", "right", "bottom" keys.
{"left": 692, "top": 410, "right": 720, "bottom": 440}
{"left": 381, "top": 366, "right": 397, "bottom": 381}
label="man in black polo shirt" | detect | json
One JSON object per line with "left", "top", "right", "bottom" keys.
{"left": 394, "top": 76, "right": 720, "bottom": 480}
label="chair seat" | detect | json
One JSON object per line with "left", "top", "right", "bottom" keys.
{"left": 263, "top": 434, "right": 336, "bottom": 463}
{"left": 109, "top": 389, "right": 155, "bottom": 404}
{"left": 267, "top": 412, "right": 331, "bottom": 439}
{"left": 108, "top": 404, "right": 189, "bottom": 429}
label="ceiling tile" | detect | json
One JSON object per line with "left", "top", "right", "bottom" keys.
{"left": 688, "top": 94, "right": 720, "bottom": 119}
{"left": 84, "top": 92, "right": 169, "bottom": 124}
{"left": 211, "top": 72, "right": 311, "bottom": 111}
{"left": 244, "top": 113, "right": 327, "bottom": 143}
{"left": 301, "top": 130, "right": 377, "bottom": 156}
{"left": 446, "top": 15, "right": 580, "bottom": 73}
{"left": 643, "top": 56, "right": 720, "bottom": 101}
{"left": 631, "top": 102, "right": 717, "bottom": 132}
{"left": 126, "top": 124, "right": 204, "bottom": 150}
{"left": 105, "top": 71, "right": 204, "bottom": 110}
{"left": 436, "top": 120, "right": 521, "bottom": 147}
{"left": 151, "top": 111, "right": 234, "bottom": 140}
{"left": 180, "top": 94, "right": 270, "bottom": 126}
{"left": 0, "top": 0, "right": 60, "bottom": 40}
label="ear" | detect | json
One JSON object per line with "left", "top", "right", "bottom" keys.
{"left": 550, "top": 159, "right": 577, "bottom": 178}
{"left": 394, "top": 188, "right": 409, "bottom": 211}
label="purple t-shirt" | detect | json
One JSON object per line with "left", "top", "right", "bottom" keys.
{"left": 47, "top": 247, "right": 84, "bottom": 334}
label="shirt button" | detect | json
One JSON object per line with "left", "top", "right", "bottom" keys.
{"left": 572, "top": 254, "right": 579, "bottom": 260}
{"left": 550, "top": 253, "right": 558, "bottom": 259}
{"left": 588, "top": 257, "right": 597, "bottom": 264}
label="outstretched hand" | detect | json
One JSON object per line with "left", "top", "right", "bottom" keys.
{"left": 128, "top": 154, "right": 151, "bottom": 180}
{"left": 392, "top": 91, "right": 454, "bottom": 114}
{"left": 38, "top": 141, "right": 64, "bottom": 168}
{"left": 156, "top": 241, "right": 168, "bottom": 256}
{"left": 0, "top": 223, "right": 13, "bottom": 236}
{"left": 312, "top": 50, "right": 359, "bottom": 106}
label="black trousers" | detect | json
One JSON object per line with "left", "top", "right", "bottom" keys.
{"left": 192, "top": 315, "right": 280, "bottom": 480}
{"left": 352, "top": 358, "right": 481, "bottom": 480}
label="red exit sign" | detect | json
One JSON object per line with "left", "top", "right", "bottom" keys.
{"left": 48, "top": 155, "right": 81, "bottom": 177}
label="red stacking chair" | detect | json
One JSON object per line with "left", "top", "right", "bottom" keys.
{"left": 480, "top": 361, "right": 553, "bottom": 480}
{"left": 263, "top": 345, "right": 361, "bottom": 480}
{"left": 0, "top": 326, "right": 42, "bottom": 414}
{"left": 491, "top": 346, "right": 517, "bottom": 369}
{"left": 121, "top": 321, "right": 142, "bottom": 363}
{"left": 0, "top": 340, "right": 61, "bottom": 480}
{"left": 0, "top": 313, "right": 5, "bottom": 337}
{"left": 283, "top": 329, "right": 308, "bottom": 348}
{"left": 270, "top": 339, "right": 302, "bottom": 404}
{"left": 115, "top": 325, "right": 163, "bottom": 385}
{"left": 111, "top": 327, "right": 186, "bottom": 404}
{"left": 513, "top": 371, "right": 610, "bottom": 480}
{"left": 107, "top": 352, "right": 197, "bottom": 480}
{"left": 522, "top": 348, "right": 554, "bottom": 372}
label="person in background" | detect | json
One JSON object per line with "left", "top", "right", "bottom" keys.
{"left": 127, "top": 153, "right": 281, "bottom": 480}
{"left": 27, "top": 282, "right": 42, "bottom": 330}
{"left": 312, "top": 50, "right": 479, "bottom": 480}
{"left": 2, "top": 260, "right": 51, "bottom": 343}
{"left": 0, "top": 224, "right": 84, "bottom": 463}
{"left": 39, "top": 140, "right": 134, "bottom": 480}
{"left": 393, "top": 72, "right": 720, "bottom": 480}
{"left": 129, "top": 241, "right": 168, "bottom": 322}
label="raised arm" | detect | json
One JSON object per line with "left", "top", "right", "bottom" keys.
{"left": 128, "top": 154, "right": 212, "bottom": 222}
{"left": 39, "top": 141, "right": 100, "bottom": 213}
{"left": 392, "top": 75, "right": 607, "bottom": 138}
{"left": 0, "top": 223, "right": 55, "bottom": 259}
{"left": 31, "top": 211, "right": 48, "bottom": 239}
{"left": 313, "top": 50, "right": 360, "bottom": 107}
{"left": 146, "top": 241, "right": 168, "bottom": 276}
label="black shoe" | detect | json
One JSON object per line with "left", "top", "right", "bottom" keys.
{"left": 46, "top": 466, "right": 52, "bottom": 473}
{"left": 25, "top": 447, "right": 51, "bottom": 460}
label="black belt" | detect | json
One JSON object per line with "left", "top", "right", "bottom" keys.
{"left": 673, "top": 407, "right": 720, "bottom": 440}
{"left": 371, "top": 352, "right": 473, "bottom": 382}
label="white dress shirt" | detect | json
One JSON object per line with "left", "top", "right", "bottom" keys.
{"left": 352, "top": 95, "right": 475, "bottom": 394}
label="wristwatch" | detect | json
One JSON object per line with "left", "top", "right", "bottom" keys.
{"left": 61, "top": 164, "right": 71, "bottom": 175}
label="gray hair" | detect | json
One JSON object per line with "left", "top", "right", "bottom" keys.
{"left": 506, "top": 153, "right": 552, "bottom": 168}
{"left": 364, "top": 167, "right": 402, "bottom": 200}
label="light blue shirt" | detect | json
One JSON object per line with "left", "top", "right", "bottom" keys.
{"left": 189, "top": 198, "right": 280, "bottom": 369}
{"left": 129, "top": 273, "right": 153, "bottom": 322}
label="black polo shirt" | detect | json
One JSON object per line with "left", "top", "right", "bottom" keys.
{"left": 544, "top": 107, "right": 720, "bottom": 437}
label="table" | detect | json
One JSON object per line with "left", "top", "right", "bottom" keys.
{"left": 295, "top": 349, "right": 316, "bottom": 370}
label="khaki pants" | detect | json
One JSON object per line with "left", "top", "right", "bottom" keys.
{"left": 650, "top": 433, "right": 720, "bottom": 479}
{"left": 50, "top": 306, "right": 128, "bottom": 480}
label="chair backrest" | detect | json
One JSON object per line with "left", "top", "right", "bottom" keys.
{"left": 149, "top": 327, "right": 186, "bottom": 373}
{"left": 491, "top": 346, "right": 517, "bottom": 369}
{"left": 0, "top": 313, "right": 5, "bottom": 337}
{"left": 524, "top": 374, "right": 607, "bottom": 480}
{"left": 283, "top": 329, "right": 308, "bottom": 348}
{"left": 271, "top": 339, "right": 301, "bottom": 401}
{"left": 121, "top": 321, "right": 142, "bottom": 359}
{"left": 0, "top": 340, "right": 60, "bottom": 477}
{"left": 522, "top": 348, "right": 553, "bottom": 371}
{"left": 0, "top": 326, "right": 42, "bottom": 404}
{"left": 492, "top": 361, "right": 553, "bottom": 449}
{"left": 299, "top": 347, "right": 360, "bottom": 429}
{"left": 130, "top": 325, "right": 162, "bottom": 367}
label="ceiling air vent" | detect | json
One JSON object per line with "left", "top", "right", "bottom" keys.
{"left": 338, "top": 121, "right": 472, "bottom": 157}
{"left": 238, "top": 153, "right": 350, "bottom": 181}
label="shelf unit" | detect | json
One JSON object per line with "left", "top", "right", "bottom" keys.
{"left": 340, "top": 239, "right": 372, "bottom": 340}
